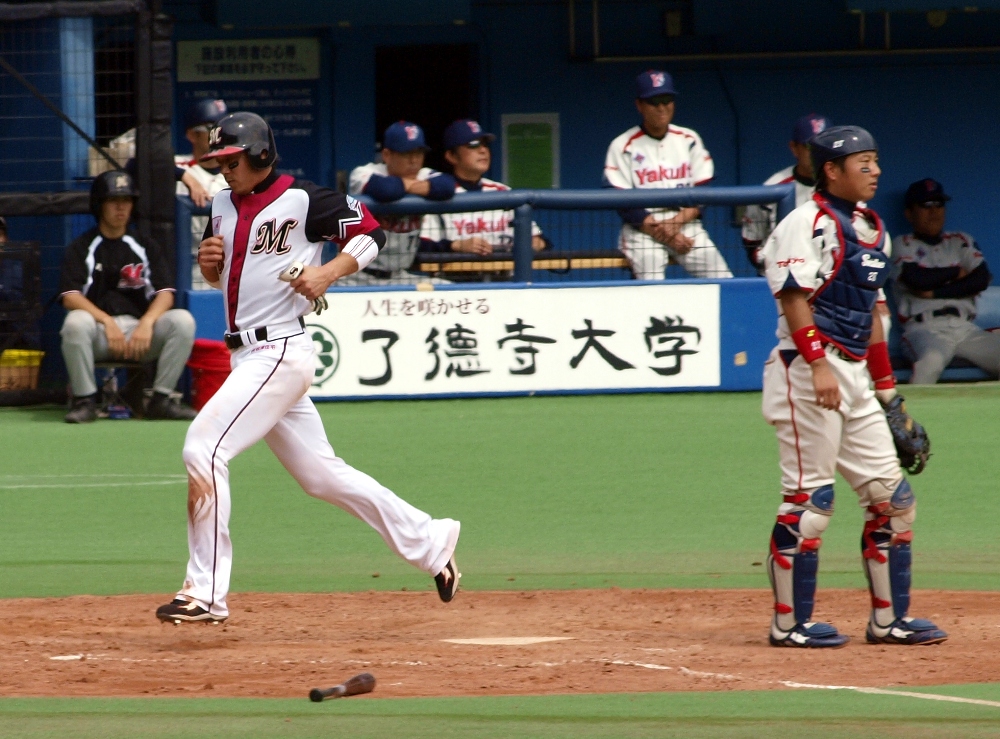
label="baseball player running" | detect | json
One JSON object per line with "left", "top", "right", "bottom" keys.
{"left": 741, "top": 113, "right": 830, "bottom": 274}
{"left": 345, "top": 121, "right": 456, "bottom": 285}
{"left": 892, "top": 178, "right": 1000, "bottom": 383}
{"left": 760, "top": 125, "right": 946, "bottom": 648}
{"left": 156, "top": 112, "right": 461, "bottom": 624}
{"left": 603, "top": 70, "right": 732, "bottom": 280}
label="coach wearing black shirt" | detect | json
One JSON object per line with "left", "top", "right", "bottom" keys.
{"left": 59, "top": 171, "right": 197, "bottom": 423}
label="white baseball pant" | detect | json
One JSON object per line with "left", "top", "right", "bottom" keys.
{"left": 177, "top": 331, "right": 460, "bottom": 618}
{"left": 903, "top": 315, "right": 1000, "bottom": 384}
{"left": 762, "top": 346, "right": 900, "bottom": 492}
{"left": 619, "top": 220, "right": 733, "bottom": 280}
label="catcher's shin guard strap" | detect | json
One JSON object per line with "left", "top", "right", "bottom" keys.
{"left": 862, "top": 479, "right": 916, "bottom": 624}
{"left": 768, "top": 485, "right": 834, "bottom": 629}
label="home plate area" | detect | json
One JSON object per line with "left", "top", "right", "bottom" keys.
{"left": 0, "top": 589, "right": 997, "bottom": 698}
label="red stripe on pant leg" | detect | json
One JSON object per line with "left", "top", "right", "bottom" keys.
{"left": 784, "top": 360, "right": 805, "bottom": 491}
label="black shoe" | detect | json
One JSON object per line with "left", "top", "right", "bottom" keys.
{"left": 145, "top": 393, "right": 197, "bottom": 420}
{"left": 434, "top": 556, "right": 460, "bottom": 603}
{"left": 64, "top": 397, "right": 98, "bottom": 424}
{"left": 155, "top": 598, "right": 225, "bottom": 624}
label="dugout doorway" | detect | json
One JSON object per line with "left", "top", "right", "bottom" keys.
{"left": 375, "top": 44, "right": 479, "bottom": 174}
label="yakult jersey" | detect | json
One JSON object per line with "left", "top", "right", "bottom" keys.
{"left": 762, "top": 197, "right": 890, "bottom": 351}
{"left": 59, "top": 227, "right": 174, "bottom": 318}
{"left": 891, "top": 231, "right": 985, "bottom": 321}
{"left": 419, "top": 176, "right": 540, "bottom": 249}
{"left": 742, "top": 165, "right": 817, "bottom": 247}
{"left": 602, "top": 124, "right": 713, "bottom": 219}
{"left": 204, "top": 174, "right": 382, "bottom": 333}
{"left": 349, "top": 162, "right": 446, "bottom": 272}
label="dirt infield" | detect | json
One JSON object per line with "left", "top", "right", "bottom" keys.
{"left": 1, "top": 589, "right": 996, "bottom": 699}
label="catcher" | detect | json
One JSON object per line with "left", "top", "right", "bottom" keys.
{"left": 759, "top": 125, "right": 944, "bottom": 648}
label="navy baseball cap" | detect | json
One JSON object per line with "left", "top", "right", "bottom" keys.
{"left": 792, "top": 113, "right": 831, "bottom": 144}
{"left": 383, "top": 121, "right": 430, "bottom": 153}
{"left": 185, "top": 99, "right": 227, "bottom": 130}
{"left": 809, "top": 125, "right": 878, "bottom": 173}
{"left": 636, "top": 70, "right": 677, "bottom": 99}
{"left": 443, "top": 119, "right": 495, "bottom": 149}
{"left": 905, "top": 178, "right": 952, "bottom": 206}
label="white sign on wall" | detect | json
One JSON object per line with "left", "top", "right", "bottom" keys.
{"left": 304, "top": 284, "right": 720, "bottom": 399}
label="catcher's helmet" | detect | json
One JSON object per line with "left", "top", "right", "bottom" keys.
{"left": 809, "top": 125, "right": 878, "bottom": 174}
{"left": 202, "top": 111, "right": 276, "bottom": 169}
{"left": 184, "top": 98, "right": 228, "bottom": 130}
{"left": 90, "top": 170, "right": 137, "bottom": 218}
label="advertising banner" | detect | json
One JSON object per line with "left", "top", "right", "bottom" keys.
{"left": 305, "top": 284, "right": 720, "bottom": 399}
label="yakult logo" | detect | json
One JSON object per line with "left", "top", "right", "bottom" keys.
{"left": 650, "top": 72, "right": 666, "bottom": 88}
{"left": 635, "top": 163, "right": 690, "bottom": 185}
{"left": 467, "top": 121, "right": 482, "bottom": 134}
{"left": 861, "top": 253, "right": 885, "bottom": 269}
{"left": 450, "top": 214, "right": 510, "bottom": 235}
{"left": 405, "top": 125, "right": 419, "bottom": 141}
{"left": 811, "top": 118, "right": 826, "bottom": 134}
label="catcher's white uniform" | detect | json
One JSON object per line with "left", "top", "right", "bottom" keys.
{"left": 603, "top": 124, "right": 732, "bottom": 279}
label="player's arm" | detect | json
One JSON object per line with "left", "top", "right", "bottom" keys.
{"left": 779, "top": 289, "right": 840, "bottom": 411}
{"left": 294, "top": 184, "right": 386, "bottom": 299}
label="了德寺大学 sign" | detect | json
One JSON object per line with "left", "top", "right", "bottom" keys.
{"left": 304, "top": 284, "right": 721, "bottom": 399}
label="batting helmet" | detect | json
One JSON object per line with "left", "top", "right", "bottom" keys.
{"left": 184, "top": 98, "right": 228, "bottom": 130}
{"left": 202, "top": 112, "right": 277, "bottom": 169}
{"left": 90, "top": 170, "right": 137, "bottom": 218}
{"left": 809, "top": 125, "right": 878, "bottom": 174}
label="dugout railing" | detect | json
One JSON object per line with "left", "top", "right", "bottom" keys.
{"left": 174, "top": 184, "right": 795, "bottom": 293}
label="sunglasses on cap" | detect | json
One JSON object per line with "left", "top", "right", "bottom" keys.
{"left": 643, "top": 94, "right": 675, "bottom": 107}
{"left": 461, "top": 140, "right": 488, "bottom": 149}
{"left": 915, "top": 201, "right": 946, "bottom": 209}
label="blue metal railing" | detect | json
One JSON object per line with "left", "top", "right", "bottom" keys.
{"left": 175, "top": 184, "right": 795, "bottom": 291}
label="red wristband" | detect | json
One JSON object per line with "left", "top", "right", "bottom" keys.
{"left": 866, "top": 341, "right": 895, "bottom": 389}
{"left": 791, "top": 325, "right": 826, "bottom": 363}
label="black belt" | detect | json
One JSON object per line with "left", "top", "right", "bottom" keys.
{"left": 363, "top": 266, "right": 394, "bottom": 280}
{"left": 913, "top": 306, "right": 961, "bottom": 323}
{"left": 224, "top": 317, "right": 305, "bottom": 350}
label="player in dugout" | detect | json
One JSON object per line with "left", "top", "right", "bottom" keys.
{"left": 760, "top": 126, "right": 945, "bottom": 648}
{"left": 742, "top": 113, "right": 831, "bottom": 275}
{"left": 346, "top": 120, "right": 456, "bottom": 285}
{"left": 892, "top": 178, "right": 1000, "bottom": 384}
{"left": 603, "top": 70, "right": 732, "bottom": 280}
{"left": 419, "top": 119, "right": 547, "bottom": 281}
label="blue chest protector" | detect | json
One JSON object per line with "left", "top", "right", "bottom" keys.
{"left": 809, "top": 193, "right": 891, "bottom": 358}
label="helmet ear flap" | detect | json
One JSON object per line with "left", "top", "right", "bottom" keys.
{"left": 247, "top": 125, "right": 277, "bottom": 170}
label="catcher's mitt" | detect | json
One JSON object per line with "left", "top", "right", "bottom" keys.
{"left": 880, "top": 394, "right": 931, "bottom": 474}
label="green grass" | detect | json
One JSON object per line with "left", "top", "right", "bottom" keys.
{"left": 2, "top": 686, "right": 1000, "bottom": 738}
{"left": 2, "top": 385, "right": 999, "bottom": 598}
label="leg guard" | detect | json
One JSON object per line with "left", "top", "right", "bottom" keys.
{"left": 767, "top": 485, "right": 848, "bottom": 648}
{"left": 859, "top": 478, "right": 947, "bottom": 645}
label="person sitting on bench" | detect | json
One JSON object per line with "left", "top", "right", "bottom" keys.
{"left": 59, "top": 171, "right": 197, "bottom": 423}
{"left": 892, "top": 178, "right": 1000, "bottom": 384}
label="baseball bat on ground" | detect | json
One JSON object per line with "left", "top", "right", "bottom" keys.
{"left": 309, "top": 672, "right": 376, "bottom": 702}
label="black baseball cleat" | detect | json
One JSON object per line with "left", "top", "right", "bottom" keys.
{"left": 434, "top": 556, "right": 460, "bottom": 603}
{"left": 145, "top": 393, "right": 197, "bottom": 420}
{"left": 64, "top": 397, "right": 98, "bottom": 424}
{"left": 156, "top": 598, "right": 225, "bottom": 624}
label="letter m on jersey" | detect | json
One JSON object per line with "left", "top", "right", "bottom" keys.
{"left": 251, "top": 218, "right": 298, "bottom": 255}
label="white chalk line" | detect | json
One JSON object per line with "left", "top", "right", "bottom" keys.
{"left": 782, "top": 681, "right": 1000, "bottom": 709}
{"left": 1, "top": 474, "right": 186, "bottom": 489}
